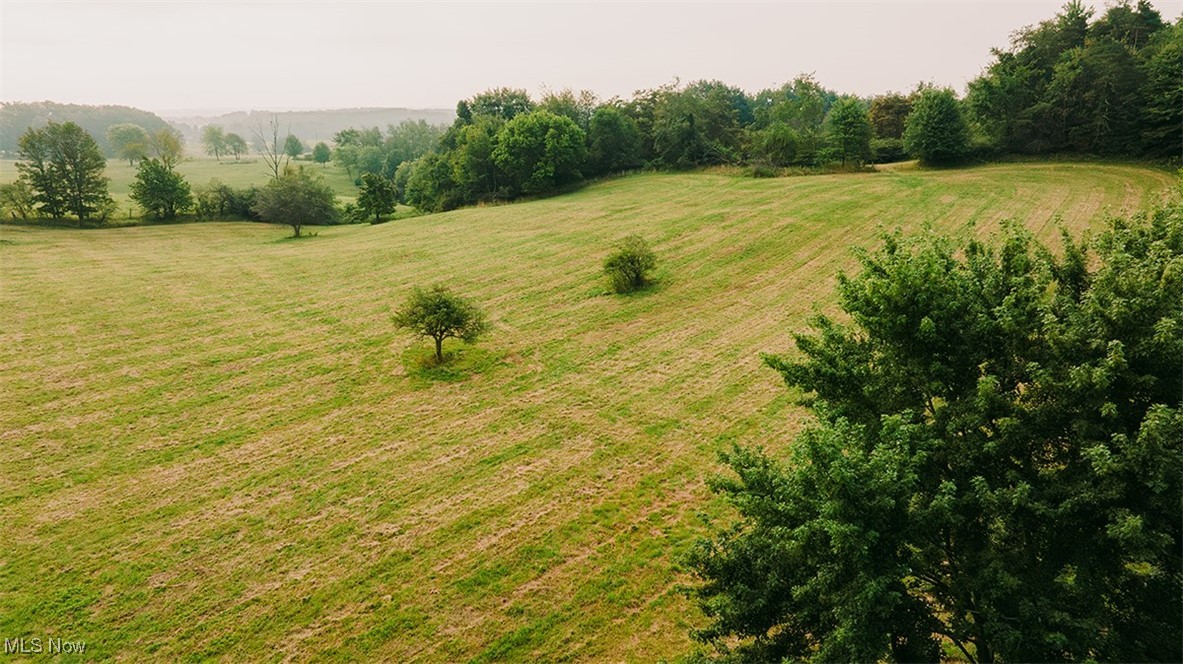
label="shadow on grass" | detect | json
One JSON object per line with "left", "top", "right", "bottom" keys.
{"left": 269, "top": 230, "right": 321, "bottom": 244}
{"left": 400, "top": 343, "right": 505, "bottom": 386}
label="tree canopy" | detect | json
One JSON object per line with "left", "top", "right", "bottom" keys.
{"left": 393, "top": 285, "right": 490, "bottom": 363}
{"left": 251, "top": 167, "right": 337, "bottom": 237}
{"left": 107, "top": 123, "right": 150, "bottom": 165}
{"left": 688, "top": 199, "right": 1183, "bottom": 663}
{"left": 904, "top": 87, "right": 970, "bottom": 166}
{"left": 130, "top": 158, "right": 193, "bottom": 221}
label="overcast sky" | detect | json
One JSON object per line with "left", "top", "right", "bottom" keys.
{"left": 1, "top": 0, "right": 1177, "bottom": 115}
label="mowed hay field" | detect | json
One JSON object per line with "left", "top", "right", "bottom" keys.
{"left": 0, "top": 163, "right": 1173, "bottom": 662}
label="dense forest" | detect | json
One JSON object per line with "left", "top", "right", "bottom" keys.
{"left": 0, "top": 101, "right": 173, "bottom": 157}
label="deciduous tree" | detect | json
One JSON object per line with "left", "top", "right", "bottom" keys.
{"left": 251, "top": 166, "right": 337, "bottom": 237}
{"left": 106, "top": 123, "right": 149, "bottom": 166}
{"left": 824, "top": 97, "right": 872, "bottom": 165}
{"left": 224, "top": 132, "right": 248, "bottom": 160}
{"left": 903, "top": 87, "right": 969, "bottom": 165}
{"left": 492, "top": 110, "right": 586, "bottom": 195}
{"left": 149, "top": 127, "right": 185, "bottom": 170}
{"left": 356, "top": 172, "right": 397, "bottom": 222}
{"left": 283, "top": 134, "right": 304, "bottom": 159}
{"left": 16, "top": 121, "right": 113, "bottom": 223}
{"left": 312, "top": 141, "right": 331, "bottom": 167}
{"left": 393, "top": 285, "right": 490, "bottom": 363}
{"left": 688, "top": 201, "right": 1183, "bottom": 663}
{"left": 130, "top": 158, "right": 193, "bottom": 221}
{"left": 202, "top": 125, "right": 227, "bottom": 161}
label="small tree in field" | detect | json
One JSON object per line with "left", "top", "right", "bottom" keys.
{"left": 604, "top": 235, "right": 657, "bottom": 293}
{"left": 251, "top": 167, "right": 337, "bottom": 237}
{"left": 284, "top": 134, "right": 305, "bottom": 159}
{"left": 393, "top": 285, "right": 489, "bottom": 363}
{"left": 225, "top": 133, "right": 248, "bottom": 160}
{"left": 312, "top": 141, "right": 331, "bottom": 167}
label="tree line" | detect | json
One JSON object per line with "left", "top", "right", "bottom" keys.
{"left": 4, "top": 0, "right": 1176, "bottom": 226}
{"left": 0, "top": 101, "right": 172, "bottom": 157}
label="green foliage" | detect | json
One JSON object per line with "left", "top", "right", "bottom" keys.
{"left": 586, "top": 106, "right": 642, "bottom": 176}
{"left": 460, "top": 87, "right": 535, "bottom": 122}
{"left": 492, "top": 110, "right": 586, "bottom": 195}
{"left": 251, "top": 166, "right": 338, "bottom": 237}
{"left": 283, "top": 134, "right": 304, "bottom": 159}
{"left": 393, "top": 285, "right": 490, "bottom": 362}
{"left": 603, "top": 235, "right": 657, "bottom": 293}
{"left": 382, "top": 119, "right": 445, "bottom": 176}
{"left": 966, "top": 0, "right": 1170, "bottom": 157}
{"left": 824, "top": 97, "right": 872, "bottom": 165}
{"left": 751, "top": 75, "right": 834, "bottom": 165}
{"left": 201, "top": 125, "right": 226, "bottom": 161}
{"left": 539, "top": 88, "right": 598, "bottom": 131}
{"left": 749, "top": 124, "right": 799, "bottom": 167}
{"left": 868, "top": 93, "right": 912, "bottom": 140}
{"left": 224, "top": 133, "right": 248, "bottom": 160}
{"left": 107, "top": 123, "right": 150, "bottom": 166}
{"left": 653, "top": 80, "right": 745, "bottom": 168}
{"left": 688, "top": 198, "right": 1183, "bottom": 663}
{"left": 904, "top": 88, "right": 970, "bottom": 166}
{"left": 130, "top": 158, "right": 193, "bottom": 221}
{"left": 0, "top": 180, "right": 35, "bottom": 220}
{"left": 312, "top": 141, "right": 331, "bottom": 166}
{"left": 869, "top": 137, "right": 908, "bottom": 164}
{"left": 16, "top": 121, "right": 114, "bottom": 223}
{"left": 357, "top": 172, "right": 397, "bottom": 222}
{"left": 1138, "top": 22, "right": 1182, "bottom": 157}
{"left": 149, "top": 127, "right": 185, "bottom": 170}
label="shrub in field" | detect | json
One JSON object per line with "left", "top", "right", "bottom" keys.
{"left": 604, "top": 235, "right": 657, "bottom": 293}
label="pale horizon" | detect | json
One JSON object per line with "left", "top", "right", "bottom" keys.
{"left": 2, "top": 0, "right": 1177, "bottom": 116}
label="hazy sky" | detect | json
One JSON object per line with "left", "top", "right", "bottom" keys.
{"left": 1, "top": 0, "right": 1177, "bottom": 115}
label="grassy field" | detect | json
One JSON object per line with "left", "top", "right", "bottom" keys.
{"left": 0, "top": 156, "right": 360, "bottom": 216}
{"left": 0, "top": 163, "right": 1173, "bottom": 662}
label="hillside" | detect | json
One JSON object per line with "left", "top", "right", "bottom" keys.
{"left": 0, "top": 163, "right": 1173, "bottom": 661}
{"left": 0, "top": 101, "right": 174, "bottom": 157}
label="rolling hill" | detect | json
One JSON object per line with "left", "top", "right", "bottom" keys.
{"left": 0, "top": 163, "right": 1173, "bottom": 661}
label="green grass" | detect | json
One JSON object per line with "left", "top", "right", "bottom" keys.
{"left": 0, "top": 155, "right": 360, "bottom": 217}
{"left": 0, "top": 163, "right": 1173, "bottom": 662}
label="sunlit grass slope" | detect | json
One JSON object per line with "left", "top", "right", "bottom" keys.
{"left": 0, "top": 163, "right": 1172, "bottom": 662}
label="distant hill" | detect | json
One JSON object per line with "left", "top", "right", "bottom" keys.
{"left": 166, "top": 108, "right": 456, "bottom": 147}
{"left": 0, "top": 101, "right": 174, "bottom": 157}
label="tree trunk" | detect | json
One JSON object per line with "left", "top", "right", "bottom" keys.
{"left": 292, "top": 224, "right": 301, "bottom": 238}
{"left": 435, "top": 337, "right": 443, "bottom": 362}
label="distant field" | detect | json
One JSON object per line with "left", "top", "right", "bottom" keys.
{"left": 0, "top": 163, "right": 1173, "bottom": 661}
{"left": 0, "top": 156, "right": 360, "bottom": 213}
